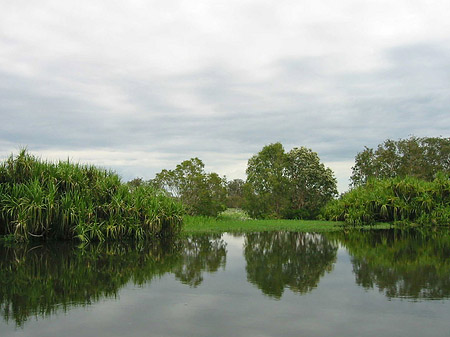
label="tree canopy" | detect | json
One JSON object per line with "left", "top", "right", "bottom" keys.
{"left": 153, "top": 158, "right": 227, "bottom": 217}
{"left": 244, "top": 143, "right": 338, "bottom": 219}
{"left": 351, "top": 136, "right": 450, "bottom": 187}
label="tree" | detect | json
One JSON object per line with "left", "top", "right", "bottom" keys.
{"left": 153, "top": 158, "right": 227, "bottom": 216}
{"left": 286, "top": 147, "right": 338, "bottom": 218}
{"left": 243, "top": 143, "right": 338, "bottom": 219}
{"left": 244, "top": 143, "right": 290, "bottom": 218}
{"left": 226, "top": 178, "right": 245, "bottom": 208}
{"left": 351, "top": 136, "right": 450, "bottom": 186}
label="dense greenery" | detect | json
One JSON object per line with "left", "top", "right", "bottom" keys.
{"left": 153, "top": 158, "right": 227, "bottom": 217}
{"left": 244, "top": 143, "right": 338, "bottom": 219}
{"left": 351, "top": 136, "right": 450, "bottom": 186}
{"left": 322, "top": 174, "right": 450, "bottom": 226}
{"left": 0, "top": 150, "right": 184, "bottom": 242}
{"left": 0, "top": 235, "right": 226, "bottom": 326}
{"left": 225, "top": 178, "right": 245, "bottom": 208}
{"left": 244, "top": 232, "right": 337, "bottom": 298}
{"left": 333, "top": 229, "right": 450, "bottom": 300}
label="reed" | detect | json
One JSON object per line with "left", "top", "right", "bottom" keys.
{"left": 0, "top": 150, "right": 184, "bottom": 241}
{"left": 322, "top": 173, "right": 450, "bottom": 227}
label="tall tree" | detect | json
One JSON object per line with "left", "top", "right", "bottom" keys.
{"left": 244, "top": 143, "right": 337, "bottom": 219}
{"left": 153, "top": 158, "right": 227, "bottom": 216}
{"left": 351, "top": 136, "right": 450, "bottom": 186}
{"left": 286, "top": 147, "right": 338, "bottom": 218}
{"left": 226, "top": 178, "right": 245, "bottom": 208}
{"left": 244, "top": 143, "right": 290, "bottom": 218}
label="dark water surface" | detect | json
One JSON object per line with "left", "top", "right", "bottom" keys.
{"left": 1, "top": 230, "right": 450, "bottom": 337}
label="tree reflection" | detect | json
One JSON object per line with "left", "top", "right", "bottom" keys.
{"left": 335, "top": 229, "right": 450, "bottom": 300}
{"left": 244, "top": 232, "right": 338, "bottom": 298}
{"left": 0, "top": 235, "right": 227, "bottom": 326}
{"left": 173, "top": 234, "right": 227, "bottom": 286}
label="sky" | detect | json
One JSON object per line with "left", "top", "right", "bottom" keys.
{"left": 1, "top": 0, "right": 449, "bottom": 193}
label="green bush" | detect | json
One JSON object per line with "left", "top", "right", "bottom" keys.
{"left": 322, "top": 174, "right": 450, "bottom": 226}
{"left": 0, "top": 150, "right": 184, "bottom": 241}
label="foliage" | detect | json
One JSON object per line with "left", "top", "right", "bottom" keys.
{"left": 226, "top": 179, "right": 245, "bottom": 208}
{"left": 216, "top": 208, "right": 251, "bottom": 221}
{"left": 332, "top": 229, "right": 450, "bottom": 300}
{"left": 322, "top": 174, "right": 450, "bottom": 226}
{"left": 153, "top": 158, "right": 227, "bottom": 217}
{"left": 351, "top": 136, "right": 450, "bottom": 186}
{"left": 0, "top": 150, "right": 184, "bottom": 241}
{"left": 244, "top": 143, "right": 338, "bottom": 219}
{"left": 244, "top": 232, "right": 337, "bottom": 298}
{"left": 0, "top": 235, "right": 226, "bottom": 326}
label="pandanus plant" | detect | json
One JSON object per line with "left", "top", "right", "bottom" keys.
{"left": 0, "top": 150, "right": 185, "bottom": 241}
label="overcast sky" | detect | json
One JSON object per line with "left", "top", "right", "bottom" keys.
{"left": 1, "top": 0, "right": 449, "bottom": 192}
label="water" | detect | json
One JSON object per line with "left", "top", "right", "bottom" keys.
{"left": 1, "top": 230, "right": 450, "bottom": 337}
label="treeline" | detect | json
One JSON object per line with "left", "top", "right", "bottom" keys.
{"left": 148, "top": 136, "right": 450, "bottom": 226}
{"left": 148, "top": 143, "right": 337, "bottom": 220}
{"left": 0, "top": 150, "right": 184, "bottom": 242}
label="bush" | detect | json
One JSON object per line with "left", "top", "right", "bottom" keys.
{"left": 322, "top": 174, "right": 450, "bottom": 227}
{"left": 0, "top": 150, "right": 184, "bottom": 241}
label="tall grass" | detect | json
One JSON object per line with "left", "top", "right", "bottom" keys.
{"left": 322, "top": 174, "right": 450, "bottom": 226}
{"left": 0, "top": 150, "right": 184, "bottom": 241}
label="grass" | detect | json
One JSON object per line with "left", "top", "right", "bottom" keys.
{"left": 182, "top": 209, "right": 391, "bottom": 234}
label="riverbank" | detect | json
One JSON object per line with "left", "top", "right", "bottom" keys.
{"left": 182, "top": 215, "right": 391, "bottom": 234}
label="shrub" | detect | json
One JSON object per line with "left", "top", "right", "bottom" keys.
{"left": 0, "top": 150, "right": 184, "bottom": 241}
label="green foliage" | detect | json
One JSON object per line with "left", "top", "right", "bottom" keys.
{"left": 0, "top": 235, "right": 226, "bottom": 326}
{"left": 322, "top": 174, "right": 450, "bottom": 226}
{"left": 216, "top": 208, "right": 251, "bottom": 221}
{"left": 153, "top": 158, "right": 227, "bottom": 217}
{"left": 226, "top": 179, "right": 245, "bottom": 208}
{"left": 244, "top": 143, "right": 338, "bottom": 219}
{"left": 244, "top": 232, "right": 337, "bottom": 298}
{"left": 332, "top": 229, "right": 450, "bottom": 300}
{"left": 0, "top": 150, "right": 184, "bottom": 241}
{"left": 351, "top": 136, "right": 450, "bottom": 187}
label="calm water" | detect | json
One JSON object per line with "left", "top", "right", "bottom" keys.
{"left": 1, "top": 230, "right": 450, "bottom": 337}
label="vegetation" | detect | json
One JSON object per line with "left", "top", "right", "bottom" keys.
{"left": 0, "top": 235, "right": 226, "bottom": 326}
{"left": 351, "top": 136, "right": 450, "bottom": 186}
{"left": 153, "top": 158, "right": 227, "bottom": 217}
{"left": 244, "top": 232, "right": 337, "bottom": 298}
{"left": 322, "top": 174, "right": 450, "bottom": 226}
{"left": 332, "top": 229, "right": 450, "bottom": 300}
{"left": 0, "top": 150, "right": 184, "bottom": 242}
{"left": 225, "top": 178, "right": 245, "bottom": 208}
{"left": 182, "top": 208, "right": 363, "bottom": 234}
{"left": 244, "top": 143, "right": 338, "bottom": 219}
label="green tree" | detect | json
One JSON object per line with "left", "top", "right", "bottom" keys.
{"left": 286, "top": 147, "right": 338, "bottom": 218}
{"left": 244, "top": 143, "right": 337, "bottom": 219}
{"left": 225, "top": 179, "right": 245, "bottom": 208}
{"left": 153, "top": 158, "right": 227, "bottom": 216}
{"left": 351, "top": 136, "right": 450, "bottom": 186}
{"left": 244, "top": 143, "right": 290, "bottom": 218}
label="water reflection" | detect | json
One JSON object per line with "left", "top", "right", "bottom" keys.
{"left": 244, "top": 232, "right": 338, "bottom": 298}
{"left": 334, "top": 230, "right": 450, "bottom": 300}
{"left": 0, "top": 235, "right": 226, "bottom": 326}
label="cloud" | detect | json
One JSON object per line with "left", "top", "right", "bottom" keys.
{"left": 1, "top": 0, "right": 450, "bottom": 192}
